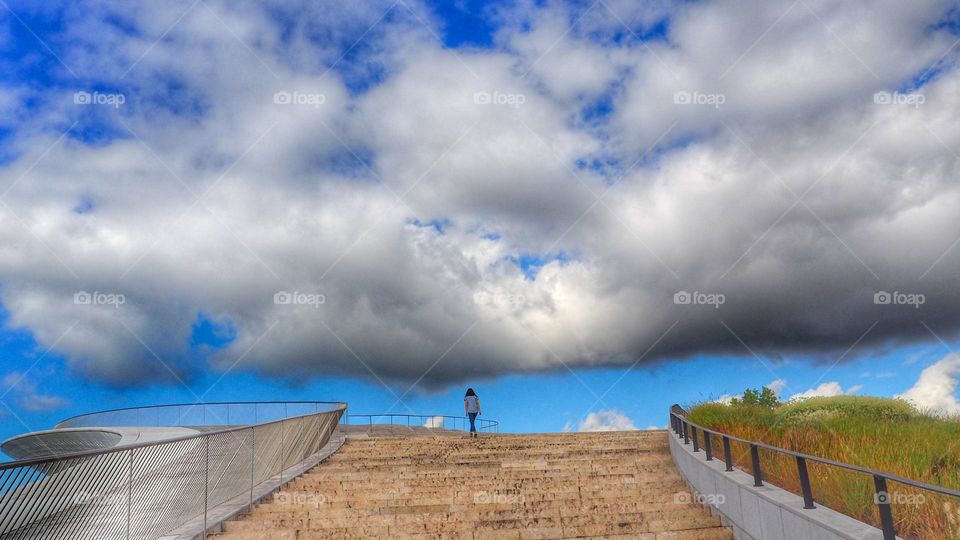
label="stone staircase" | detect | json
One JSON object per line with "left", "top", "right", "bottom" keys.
{"left": 213, "top": 430, "right": 733, "bottom": 539}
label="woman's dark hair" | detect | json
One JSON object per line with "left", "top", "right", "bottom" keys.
{"left": 465, "top": 387, "right": 477, "bottom": 397}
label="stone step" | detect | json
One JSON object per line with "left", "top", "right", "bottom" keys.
{"left": 272, "top": 488, "right": 688, "bottom": 505}
{"left": 312, "top": 460, "right": 675, "bottom": 472}
{"left": 215, "top": 529, "right": 731, "bottom": 540}
{"left": 234, "top": 506, "right": 720, "bottom": 528}
{"left": 254, "top": 487, "right": 689, "bottom": 510}
{"left": 248, "top": 496, "right": 697, "bottom": 517}
{"left": 223, "top": 509, "right": 724, "bottom": 535}
{"left": 290, "top": 473, "right": 683, "bottom": 487}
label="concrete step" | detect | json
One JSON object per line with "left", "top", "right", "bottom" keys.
{"left": 227, "top": 506, "right": 723, "bottom": 530}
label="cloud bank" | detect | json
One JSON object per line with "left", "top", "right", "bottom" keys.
{"left": 0, "top": 0, "right": 959, "bottom": 390}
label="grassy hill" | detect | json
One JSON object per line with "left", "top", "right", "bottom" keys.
{"left": 688, "top": 396, "right": 960, "bottom": 539}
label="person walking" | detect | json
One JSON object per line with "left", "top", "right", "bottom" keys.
{"left": 464, "top": 388, "right": 482, "bottom": 438}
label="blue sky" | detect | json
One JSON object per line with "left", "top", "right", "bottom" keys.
{"left": 1, "top": 0, "right": 960, "bottom": 448}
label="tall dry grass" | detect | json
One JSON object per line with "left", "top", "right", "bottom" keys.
{"left": 688, "top": 396, "right": 960, "bottom": 539}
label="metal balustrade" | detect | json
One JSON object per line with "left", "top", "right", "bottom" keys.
{"left": 0, "top": 401, "right": 346, "bottom": 539}
{"left": 346, "top": 414, "right": 499, "bottom": 433}
{"left": 670, "top": 404, "right": 960, "bottom": 540}
{"left": 55, "top": 401, "right": 345, "bottom": 430}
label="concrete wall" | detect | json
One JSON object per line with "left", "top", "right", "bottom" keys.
{"left": 668, "top": 431, "right": 898, "bottom": 540}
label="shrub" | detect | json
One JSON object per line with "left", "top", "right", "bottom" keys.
{"left": 778, "top": 395, "right": 917, "bottom": 422}
{"left": 730, "top": 386, "right": 781, "bottom": 408}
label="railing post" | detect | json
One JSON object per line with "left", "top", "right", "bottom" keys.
{"left": 796, "top": 456, "right": 815, "bottom": 509}
{"left": 722, "top": 436, "right": 733, "bottom": 472}
{"left": 750, "top": 444, "right": 763, "bottom": 487}
{"left": 279, "top": 419, "right": 285, "bottom": 485}
{"left": 691, "top": 426, "right": 699, "bottom": 452}
{"left": 203, "top": 436, "right": 209, "bottom": 539}
{"left": 873, "top": 475, "right": 896, "bottom": 540}
{"left": 127, "top": 449, "right": 132, "bottom": 539}
{"left": 703, "top": 431, "right": 713, "bottom": 461}
{"left": 250, "top": 427, "right": 255, "bottom": 506}
{"left": 682, "top": 421, "right": 689, "bottom": 445}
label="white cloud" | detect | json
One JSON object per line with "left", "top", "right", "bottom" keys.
{"left": 575, "top": 410, "right": 638, "bottom": 432}
{"left": 423, "top": 415, "right": 446, "bottom": 428}
{"left": 766, "top": 379, "right": 787, "bottom": 397}
{"left": 788, "top": 381, "right": 862, "bottom": 401}
{"left": 896, "top": 354, "right": 960, "bottom": 415}
{"left": 1, "top": 372, "right": 69, "bottom": 412}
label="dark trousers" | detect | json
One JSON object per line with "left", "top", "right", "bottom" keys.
{"left": 468, "top": 412, "right": 478, "bottom": 432}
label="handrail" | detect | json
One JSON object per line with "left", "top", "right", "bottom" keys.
{"left": 670, "top": 404, "right": 960, "bottom": 540}
{"left": 346, "top": 414, "right": 499, "bottom": 433}
{"left": 55, "top": 401, "right": 346, "bottom": 429}
{"left": 0, "top": 401, "right": 346, "bottom": 539}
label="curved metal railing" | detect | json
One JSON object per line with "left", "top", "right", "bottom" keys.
{"left": 670, "top": 404, "right": 960, "bottom": 540}
{"left": 0, "top": 401, "right": 346, "bottom": 540}
{"left": 55, "top": 401, "right": 346, "bottom": 429}
{"left": 346, "top": 414, "right": 499, "bottom": 433}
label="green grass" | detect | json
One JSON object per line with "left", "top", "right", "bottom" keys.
{"left": 687, "top": 396, "right": 960, "bottom": 539}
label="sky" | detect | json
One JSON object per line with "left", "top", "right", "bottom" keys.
{"left": 0, "top": 0, "right": 959, "bottom": 445}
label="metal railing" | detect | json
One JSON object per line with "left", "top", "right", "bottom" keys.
{"left": 346, "top": 414, "right": 499, "bottom": 433}
{"left": 55, "top": 401, "right": 346, "bottom": 429}
{"left": 0, "top": 401, "right": 346, "bottom": 539}
{"left": 670, "top": 404, "right": 960, "bottom": 540}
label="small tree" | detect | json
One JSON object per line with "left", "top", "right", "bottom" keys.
{"left": 730, "top": 386, "right": 780, "bottom": 408}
